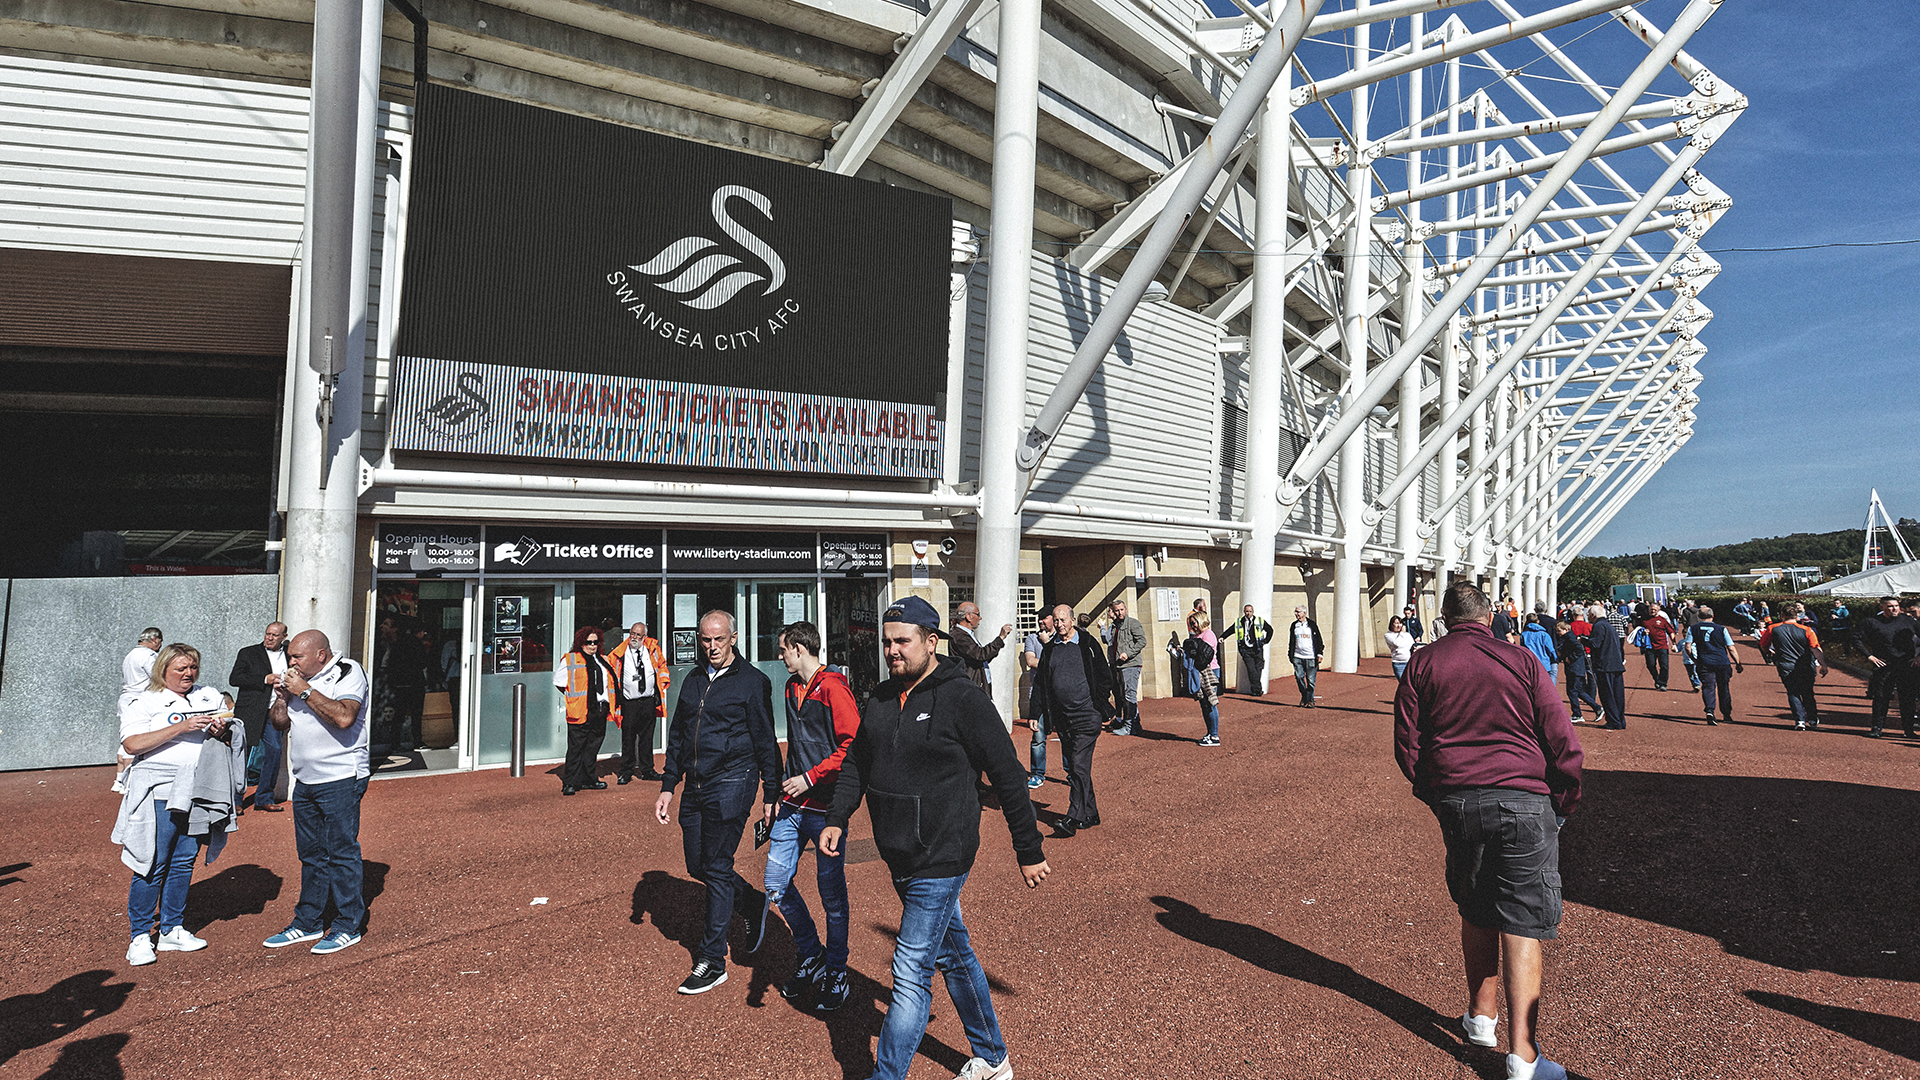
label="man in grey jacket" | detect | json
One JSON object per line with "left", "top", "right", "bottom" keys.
{"left": 1105, "top": 599, "right": 1147, "bottom": 735}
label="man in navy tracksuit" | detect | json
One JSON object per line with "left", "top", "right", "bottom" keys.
{"left": 1688, "top": 606, "right": 1744, "bottom": 726}
{"left": 822, "top": 596, "right": 1050, "bottom": 1080}
{"left": 653, "top": 610, "right": 780, "bottom": 996}
{"left": 1584, "top": 604, "right": 1627, "bottom": 730}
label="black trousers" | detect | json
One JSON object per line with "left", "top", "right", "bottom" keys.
{"left": 679, "top": 774, "right": 762, "bottom": 965}
{"left": 1054, "top": 711, "right": 1102, "bottom": 823}
{"left": 1595, "top": 671, "right": 1626, "bottom": 728}
{"left": 618, "top": 694, "right": 660, "bottom": 777}
{"left": 1642, "top": 648, "right": 1669, "bottom": 689}
{"left": 563, "top": 712, "right": 607, "bottom": 788}
{"left": 1869, "top": 665, "right": 1920, "bottom": 731}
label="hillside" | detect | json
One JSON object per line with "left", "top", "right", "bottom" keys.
{"left": 1603, "top": 522, "right": 1920, "bottom": 578}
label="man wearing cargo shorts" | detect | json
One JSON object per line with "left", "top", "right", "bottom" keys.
{"left": 1395, "top": 582, "right": 1584, "bottom": 1080}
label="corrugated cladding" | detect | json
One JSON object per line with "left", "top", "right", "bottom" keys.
{"left": 0, "top": 55, "right": 410, "bottom": 453}
{"left": 0, "top": 55, "right": 309, "bottom": 263}
{"left": 960, "top": 255, "right": 1223, "bottom": 524}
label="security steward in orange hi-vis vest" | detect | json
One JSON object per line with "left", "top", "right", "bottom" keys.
{"left": 553, "top": 626, "right": 621, "bottom": 796}
{"left": 607, "top": 623, "right": 672, "bottom": 784}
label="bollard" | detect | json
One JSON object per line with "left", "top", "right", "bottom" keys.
{"left": 510, "top": 682, "right": 527, "bottom": 778}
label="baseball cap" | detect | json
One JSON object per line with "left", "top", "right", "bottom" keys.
{"left": 883, "top": 595, "right": 943, "bottom": 636}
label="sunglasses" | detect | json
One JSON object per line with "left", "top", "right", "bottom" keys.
{"left": 584, "top": 639, "right": 601, "bottom": 646}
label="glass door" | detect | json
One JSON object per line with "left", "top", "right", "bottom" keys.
{"left": 751, "top": 581, "right": 814, "bottom": 737}
{"left": 664, "top": 579, "right": 741, "bottom": 722}
{"left": 476, "top": 583, "right": 561, "bottom": 766}
{"left": 574, "top": 581, "right": 662, "bottom": 755}
{"left": 826, "top": 578, "right": 884, "bottom": 707}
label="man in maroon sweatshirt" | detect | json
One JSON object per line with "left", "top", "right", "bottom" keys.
{"left": 1395, "top": 582, "right": 1583, "bottom": 1080}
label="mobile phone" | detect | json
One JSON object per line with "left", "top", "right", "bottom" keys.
{"left": 753, "top": 818, "right": 771, "bottom": 849}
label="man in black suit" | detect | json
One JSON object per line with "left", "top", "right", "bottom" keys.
{"left": 231, "top": 621, "right": 290, "bottom": 810}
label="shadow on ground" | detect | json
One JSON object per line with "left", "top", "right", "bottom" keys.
{"left": 35, "top": 1032, "right": 129, "bottom": 1079}
{"left": 1747, "top": 991, "right": 1920, "bottom": 1060}
{"left": 0, "top": 971, "right": 133, "bottom": 1068}
{"left": 1150, "top": 896, "right": 1503, "bottom": 1078}
{"left": 1563, "top": 770, "right": 1920, "bottom": 981}
{"left": 631, "top": 870, "right": 971, "bottom": 1079}
{"left": 181, "top": 864, "right": 281, "bottom": 933}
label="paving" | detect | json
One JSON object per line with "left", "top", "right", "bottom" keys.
{"left": 3, "top": 636, "right": 1916, "bottom": 1079}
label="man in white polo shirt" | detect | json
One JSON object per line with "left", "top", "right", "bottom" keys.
{"left": 262, "top": 630, "right": 371, "bottom": 956}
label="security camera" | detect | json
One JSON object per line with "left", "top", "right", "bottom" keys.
{"left": 940, "top": 536, "right": 958, "bottom": 557}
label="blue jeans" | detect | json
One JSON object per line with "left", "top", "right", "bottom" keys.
{"left": 1780, "top": 668, "right": 1819, "bottom": 727}
{"left": 874, "top": 873, "right": 1006, "bottom": 1080}
{"left": 1699, "top": 664, "right": 1733, "bottom": 717}
{"left": 249, "top": 723, "right": 285, "bottom": 807}
{"left": 1292, "top": 656, "right": 1318, "bottom": 701}
{"left": 678, "top": 773, "right": 760, "bottom": 965}
{"left": 1565, "top": 668, "right": 1601, "bottom": 719}
{"left": 763, "top": 805, "right": 849, "bottom": 969}
{"left": 1391, "top": 661, "right": 1408, "bottom": 680}
{"left": 128, "top": 801, "right": 202, "bottom": 937}
{"left": 291, "top": 775, "right": 368, "bottom": 934}
{"left": 1028, "top": 707, "right": 1047, "bottom": 778}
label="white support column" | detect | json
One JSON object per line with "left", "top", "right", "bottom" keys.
{"left": 1238, "top": 78, "right": 1294, "bottom": 671}
{"left": 1491, "top": 382, "right": 1510, "bottom": 606}
{"left": 1467, "top": 339, "right": 1488, "bottom": 578}
{"left": 1331, "top": 3, "right": 1371, "bottom": 673}
{"left": 1392, "top": 9, "right": 1426, "bottom": 616}
{"left": 282, "top": 0, "right": 378, "bottom": 648}
{"left": 973, "top": 0, "right": 1041, "bottom": 729}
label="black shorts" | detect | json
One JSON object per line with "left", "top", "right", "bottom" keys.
{"left": 1429, "top": 788, "right": 1563, "bottom": 940}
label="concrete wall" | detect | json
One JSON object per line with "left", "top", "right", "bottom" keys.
{"left": 0, "top": 575, "right": 280, "bottom": 771}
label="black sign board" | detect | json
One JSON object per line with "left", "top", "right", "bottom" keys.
{"left": 396, "top": 85, "right": 950, "bottom": 405}
{"left": 820, "top": 533, "right": 888, "bottom": 575}
{"left": 485, "top": 527, "right": 662, "bottom": 574}
{"left": 666, "top": 530, "right": 817, "bottom": 574}
{"left": 377, "top": 524, "right": 483, "bottom": 574}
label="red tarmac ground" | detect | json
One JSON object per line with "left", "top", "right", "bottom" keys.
{"left": 3, "top": 636, "right": 1917, "bottom": 1079}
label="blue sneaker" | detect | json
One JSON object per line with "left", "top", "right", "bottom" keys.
{"left": 310, "top": 930, "right": 362, "bottom": 955}
{"left": 1027, "top": 775, "right": 1044, "bottom": 789}
{"left": 1506, "top": 1048, "right": 1567, "bottom": 1080}
{"left": 263, "top": 927, "right": 323, "bottom": 949}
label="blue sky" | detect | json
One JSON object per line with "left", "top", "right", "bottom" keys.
{"left": 1210, "top": 1, "right": 1919, "bottom": 556}
{"left": 1576, "top": 1, "right": 1920, "bottom": 555}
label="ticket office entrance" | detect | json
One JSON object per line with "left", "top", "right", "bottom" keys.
{"left": 474, "top": 576, "right": 882, "bottom": 769}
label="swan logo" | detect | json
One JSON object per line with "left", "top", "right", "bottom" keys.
{"left": 608, "top": 185, "right": 805, "bottom": 352}
{"left": 416, "top": 370, "right": 494, "bottom": 442}
{"left": 629, "top": 185, "right": 787, "bottom": 311}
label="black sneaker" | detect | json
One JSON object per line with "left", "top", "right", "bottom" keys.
{"left": 781, "top": 954, "right": 824, "bottom": 1000}
{"left": 814, "top": 966, "right": 851, "bottom": 1011}
{"left": 739, "top": 889, "right": 769, "bottom": 953}
{"left": 678, "top": 959, "right": 728, "bottom": 995}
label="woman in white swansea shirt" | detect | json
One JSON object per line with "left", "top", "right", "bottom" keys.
{"left": 118, "top": 644, "right": 230, "bottom": 967}
{"left": 1384, "top": 617, "right": 1415, "bottom": 681}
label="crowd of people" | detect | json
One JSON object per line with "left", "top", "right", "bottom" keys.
{"left": 103, "top": 586, "right": 1917, "bottom": 1080}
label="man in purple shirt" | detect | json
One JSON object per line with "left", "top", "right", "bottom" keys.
{"left": 1395, "top": 582, "right": 1584, "bottom": 1080}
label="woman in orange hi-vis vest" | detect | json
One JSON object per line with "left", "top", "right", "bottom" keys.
{"left": 553, "top": 626, "right": 621, "bottom": 796}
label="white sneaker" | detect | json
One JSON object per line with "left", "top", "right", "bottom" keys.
{"left": 156, "top": 926, "right": 208, "bottom": 952}
{"left": 954, "top": 1057, "right": 1013, "bottom": 1080}
{"left": 1462, "top": 1012, "right": 1499, "bottom": 1047}
{"left": 127, "top": 936, "right": 156, "bottom": 967}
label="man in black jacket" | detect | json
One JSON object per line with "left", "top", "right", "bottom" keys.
{"left": 1585, "top": 603, "right": 1627, "bottom": 730}
{"left": 652, "top": 610, "right": 780, "bottom": 996}
{"left": 1856, "top": 596, "right": 1919, "bottom": 738}
{"left": 822, "top": 596, "right": 1048, "bottom": 1080}
{"left": 229, "top": 621, "right": 289, "bottom": 811}
{"left": 1034, "top": 603, "right": 1113, "bottom": 836}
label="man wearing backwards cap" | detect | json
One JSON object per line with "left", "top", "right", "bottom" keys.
{"left": 822, "top": 596, "right": 1050, "bottom": 1080}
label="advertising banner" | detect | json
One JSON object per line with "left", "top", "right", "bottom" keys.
{"left": 390, "top": 85, "right": 949, "bottom": 479}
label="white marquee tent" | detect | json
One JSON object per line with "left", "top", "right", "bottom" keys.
{"left": 1801, "top": 561, "right": 1920, "bottom": 596}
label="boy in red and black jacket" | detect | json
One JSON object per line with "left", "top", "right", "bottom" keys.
{"left": 765, "top": 620, "right": 862, "bottom": 1010}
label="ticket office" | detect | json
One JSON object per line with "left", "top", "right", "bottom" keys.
{"left": 374, "top": 523, "right": 888, "bottom": 770}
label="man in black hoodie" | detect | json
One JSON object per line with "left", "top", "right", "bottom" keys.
{"left": 653, "top": 610, "right": 780, "bottom": 996}
{"left": 822, "top": 596, "right": 1049, "bottom": 1080}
